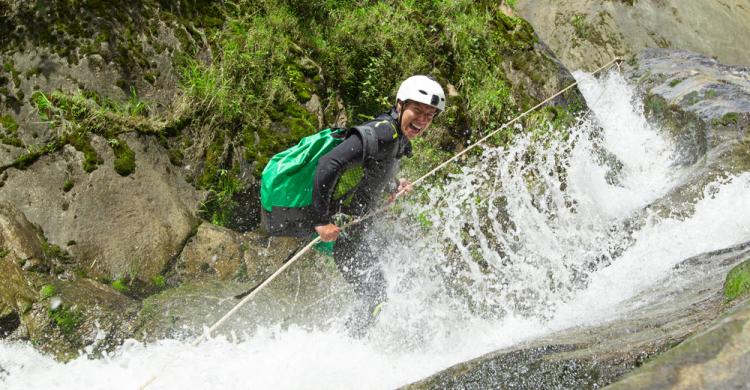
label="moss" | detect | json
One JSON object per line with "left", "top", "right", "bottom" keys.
{"left": 724, "top": 260, "right": 750, "bottom": 302}
{"left": 0, "top": 134, "right": 24, "bottom": 147}
{"left": 111, "top": 279, "right": 129, "bottom": 293}
{"left": 62, "top": 179, "right": 74, "bottom": 192}
{"left": 42, "top": 239, "right": 71, "bottom": 263}
{"left": 668, "top": 79, "right": 682, "bottom": 88}
{"left": 416, "top": 212, "right": 433, "bottom": 230}
{"left": 571, "top": 14, "right": 589, "bottom": 39}
{"left": 644, "top": 93, "right": 668, "bottom": 114}
{"left": 714, "top": 112, "right": 739, "bottom": 126}
{"left": 0, "top": 114, "right": 19, "bottom": 133}
{"left": 682, "top": 91, "right": 701, "bottom": 106}
{"left": 110, "top": 138, "right": 136, "bottom": 176}
{"left": 66, "top": 132, "right": 102, "bottom": 172}
{"left": 151, "top": 275, "right": 166, "bottom": 288}
{"left": 7, "top": 139, "right": 65, "bottom": 171}
{"left": 0, "top": 249, "right": 9, "bottom": 258}
{"left": 48, "top": 305, "right": 81, "bottom": 335}
{"left": 40, "top": 284, "right": 56, "bottom": 299}
{"left": 287, "top": 64, "right": 314, "bottom": 102}
{"left": 167, "top": 148, "right": 184, "bottom": 166}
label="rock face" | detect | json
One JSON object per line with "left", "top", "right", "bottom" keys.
{"left": 404, "top": 241, "right": 750, "bottom": 389}
{"left": 606, "top": 297, "right": 750, "bottom": 389}
{"left": 135, "top": 240, "right": 351, "bottom": 341}
{"left": 624, "top": 49, "right": 750, "bottom": 218}
{"left": 0, "top": 133, "right": 202, "bottom": 282}
{"left": 0, "top": 202, "right": 140, "bottom": 360}
{"left": 514, "top": 0, "right": 750, "bottom": 70}
{"left": 172, "top": 224, "right": 300, "bottom": 284}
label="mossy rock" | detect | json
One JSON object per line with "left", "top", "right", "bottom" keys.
{"left": 110, "top": 138, "right": 136, "bottom": 176}
{"left": 724, "top": 259, "right": 750, "bottom": 303}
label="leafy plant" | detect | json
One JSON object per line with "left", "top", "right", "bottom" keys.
{"left": 126, "top": 86, "right": 147, "bottom": 116}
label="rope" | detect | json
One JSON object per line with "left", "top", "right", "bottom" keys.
{"left": 137, "top": 56, "right": 622, "bottom": 389}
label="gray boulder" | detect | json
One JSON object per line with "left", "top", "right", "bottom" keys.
{"left": 0, "top": 133, "right": 202, "bottom": 282}
{"left": 0, "top": 202, "right": 140, "bottom": 360}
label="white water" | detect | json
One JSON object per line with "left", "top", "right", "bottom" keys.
{"left": 3, "top": 72, "right": 750, "bottom": 389}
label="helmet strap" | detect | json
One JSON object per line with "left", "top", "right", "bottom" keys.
{"left": 396, "top": 100, "right": 405, "bottom": 129}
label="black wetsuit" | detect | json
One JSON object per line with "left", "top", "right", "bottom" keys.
{"left": 312, "top": 107, "right": 412, "bottom": 335}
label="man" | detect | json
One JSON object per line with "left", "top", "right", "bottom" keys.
{"left": 311, "top": 75, "right": 446, "bottom": 336}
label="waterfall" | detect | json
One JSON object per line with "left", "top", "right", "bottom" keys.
{"left": 2, "top": 71, "right": 749, "bottom": 390}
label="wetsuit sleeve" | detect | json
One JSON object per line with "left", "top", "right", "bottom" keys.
{"left": 311, "top": 134, "right": 364, "bottom": 226}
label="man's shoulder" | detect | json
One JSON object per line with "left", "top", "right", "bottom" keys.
{"left": 358, "top": 113, "right": 399, "bottom": 143}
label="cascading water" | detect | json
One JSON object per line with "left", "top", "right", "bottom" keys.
{"left": 2, "top": 70, "right": 750, "bottom": 389}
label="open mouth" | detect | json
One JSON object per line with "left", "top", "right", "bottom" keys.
{"left": 409, "top": 123, "right": 423, "bottom": 133}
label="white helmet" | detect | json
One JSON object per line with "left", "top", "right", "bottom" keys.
{"left": 396, "top": 75, "right": 446, "bottom": 112}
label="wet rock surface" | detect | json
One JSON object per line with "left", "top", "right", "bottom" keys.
{"left": 404, "top": 241, "right": 750, "bottom": 389}
{"left": 0, "top": 202, "right": 140, "bottom": 360}
{"left": 134, "top": 248, "right": 351, "bottom": 341}
{"left": 624, "top": 49, "right": 750, "bottom": 219}
{"left": 606, "top": 298, "right": 750, "bottom": 390}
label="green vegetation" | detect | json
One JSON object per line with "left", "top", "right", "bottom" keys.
{"left": 109, "top": 138, "right": 136, "bottom": 176}
{"left": 40, "top": 284, "right": 56, "bottom": 299}
{"left": 111, "top": 278, "right": 129, "bottom": 293}
{"left": 571, "top": 14, "right": 590, "bottom": 39}
{"left": 48, "top": 305, "right": 81, "bottom": 334}
{"left": 714, "top": 112, "right": 740, "bottom": 126}
{"left": 416, "top": 212, "right": 433, "bottom": 231}
{"left": 151, "top": 275, "right": 166, "bottom": 288}
{"left": 63, "top": 179, "right": 74, "bottom": 192}
{"left": 669, "top": 78, "right": 683, "bottom": 87}
{"left": 3, "top": 0, "right": 579, "bottom": 230}
{"left": 0, "top": 88, "right": 185, "bottom": 176}
{"left": 0, "top": 114, "right": 23, "bottom": 147}
{"left": 724, "top": 260, "right": 750, "bottom": 302}
{"left": 42, "top": 238, "right": 72, "bottom": 263}
{"left": 200, "top": 168, "right": 242, "bottom": 226}
{"left": 176, "top": 0, "right": 560, "bottom": 225}
{"left": 0, "top": 248, "right": 9, "bottom": 258}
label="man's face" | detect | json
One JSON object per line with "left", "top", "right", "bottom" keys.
{"left": 399, "top": 100, "right": 437, "bottom": 140}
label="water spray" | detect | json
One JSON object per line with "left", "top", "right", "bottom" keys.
{"left": 137, "top": 57, "right": 623, "bottom": 389}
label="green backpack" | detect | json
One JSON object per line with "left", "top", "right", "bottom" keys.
{"left": 260, "top": 128, "right": 364, "bottom": 238}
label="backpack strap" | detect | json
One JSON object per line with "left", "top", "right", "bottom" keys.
{"left": 351, "top": 118, "right": 400, "bottom": 161}
{"left": 350, "top": 124, "right": 380, "bottom": 161}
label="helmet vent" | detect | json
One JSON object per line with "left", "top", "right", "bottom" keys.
{"left": 418, "top": 89, "right": 428, "bottom": 95}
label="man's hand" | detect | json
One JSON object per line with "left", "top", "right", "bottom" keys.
{"left": 389, "top": 178, "right": 413, "bottom": 203}
{"left": 315, "top": 223, "right": 341, "bottom": 242}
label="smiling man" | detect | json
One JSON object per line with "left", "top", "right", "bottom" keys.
{"left": 311, "top": 75, "right": 446, "bottom": 336}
